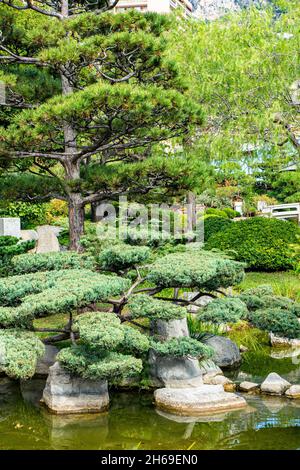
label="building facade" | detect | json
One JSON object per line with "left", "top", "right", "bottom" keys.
{"left": 113, "top": 0, "right": 194, "bottom": 17}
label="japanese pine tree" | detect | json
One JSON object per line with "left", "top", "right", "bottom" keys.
{"left": 0, "top": 1, "right": 203, "bottom": 250}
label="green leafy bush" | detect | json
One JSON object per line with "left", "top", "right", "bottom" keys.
{"left": 12, "top": 251, "right": 95, "bottom": 274}
{"left": 249, "top": 309, "right": 300, "bottom": 339}
{"left": 198, "top": 297, "right": 248, "bottom": 324}
{"left": 147, "top": 251, "right": 244, "bottom": 289}
{"left": 97, "top": 244, "right": 151, "bottom": 271}
{"left": 206, "top": 217, "right": 299, "bottom": 271}
{"left": 150, "top": 336, "right": 213, "bottom": 359}
{"left": 204, "top": 216, "right": 232, "bottom": 242}
{"left": 0, "top": 329, "right": 44, "bottom": 379}
{"left": 128, "top": 294, "right": 186, "bottom": 321}
{"left": 74, "top": 312, "right": 125, "bottom": 350}
{"left": 222, "top": 208, "right": 240, "bottom": 219}
{"left": 0, "top": 201, "right": 47, "bottom": 228}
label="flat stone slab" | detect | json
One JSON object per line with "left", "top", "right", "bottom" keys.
{"left": 154, "top": 385, "right": 247, "bottom": 416}
{"left": 285, "top": 385, "right": 300, "bottom": 399}
{"left": 261, "top": 373, "right": 291, "bottom": 396}
{"left": 239, "top": 381, "right": 260, "bottom": 393}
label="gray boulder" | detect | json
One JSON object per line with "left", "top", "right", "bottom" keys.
{"left": 36, "top": 345, "right": 59, "bottom": 376}
{"left": 260, "top": 372, "right": 291, "bottom": 396}
{"left": 152, "top": 318, "right": 189, "bottom": 339}
{"left": 42, "top": 362, "right": 109, "bottom": 414}
{"left": 204, "top": 335, "right": 241, "bottom": 369}
{"left": 148, "top": 350, "right": 203, "bottom": 388}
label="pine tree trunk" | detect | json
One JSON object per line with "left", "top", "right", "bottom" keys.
{"left": 60, "top": 2, "right": 85, "bottom": 251}
{"left": 68, "top": 193, "right": 85, "bottom": 252}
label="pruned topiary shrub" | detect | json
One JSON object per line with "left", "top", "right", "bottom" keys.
{"left": 150, "top": 336, "right": 213, "bottom": 359}
{"left": 147, "top": 251, "right": 244, "bottom": 289}
{"left": 128, "top": 294, "right": 186, "bottom": 321}
{"left": 249, "top": 309, "right": 300, "bottom": 339}
{"left": 12, "top": 251, "right": 95, "bottom": 274}
{"left": 198, "top": 297, "right": 248, "bottom": 324}
{"left": 97, "top": 244, "right": 151, "bottom": 272}
{"left": 206, "top": 217, "right": 299, "bottom": 271}
{"left": 0, "top": 329, "right": 45, "bottom": 379}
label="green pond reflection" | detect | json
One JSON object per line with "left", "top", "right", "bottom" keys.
{"left": 0, "top": 348, "right": 300, "bottom": 450}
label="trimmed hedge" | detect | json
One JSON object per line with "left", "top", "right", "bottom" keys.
{"left": 206, "top": 217, "right": 299, "bottom": 271}
{"left": 12, "top": 251, "right": 95, "bottom": 275}
{"left": 204, "top": 216, "right": 232, "bottom": 242}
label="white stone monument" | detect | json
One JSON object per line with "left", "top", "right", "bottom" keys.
{"left": 0, "top": 217, "right": 21, "bottom": 238}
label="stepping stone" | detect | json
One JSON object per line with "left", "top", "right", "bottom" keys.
{"left": 285, "top": 385, "right": 300, "bottom": 399}
{"left": 261, "top": 373, "right": 291, "bottom": 396}
{"left": 154, "top": 385, "right": 247, "bottom": 416}
{"left": 239, "top": 381, "right": 260, "bottom": 393}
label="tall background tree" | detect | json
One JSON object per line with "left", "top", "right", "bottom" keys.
{"left": 170, "top": 0, "right": 300, "bottom": 196}
{"left": 0, "top": 1, "right": 205, "bottom": 250}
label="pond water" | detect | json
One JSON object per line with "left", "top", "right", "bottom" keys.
{"left": 0, "top": 348, "right": 300, "bottom": 450}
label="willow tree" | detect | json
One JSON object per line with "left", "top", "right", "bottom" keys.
{"left": 0, "top": 2, "right": 203, "bottom": 250}
{"left": 169, "top": 0, "right": 300, "bottom": 189}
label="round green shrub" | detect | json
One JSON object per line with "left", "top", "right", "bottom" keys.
{"left": 0, "top": 236, "right": 35, "bottom": 276}
{"left": 204, "top": 216, "right": 232, "bottom": 242}
{"left": 206, "top": 217, "right": 299, "bottom": 271}
{"left": 249, "top": 308, "right": 300, "bottom": 339}
{"left": 223, "top": 208, "right": 240, "bottom": 219}
{"left": 198, "top": 297, "right": 249, "bottom": 324}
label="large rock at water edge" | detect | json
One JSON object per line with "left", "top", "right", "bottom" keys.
{"left": 285, "top": 385, "right": 300, "bottom": 399}
{"left": 42, "top": 362, "right": 109, "bottom": 414}
{"left": 36, "top": 345, "right": 59, "bottom": 376}
{"left": 148, "top": 350, "right": 203, "bottom": 388}
{"left": 260, "top": 373, "right": 291, "bottom": 396}
{"left": 203, "top": 335, "right": 241, "bottom": 369}
{"left": 154, "top": 385, "right": 247, "bottom": 416}
{"left": 239, "top": 381, "right": 260, "bottom": 393}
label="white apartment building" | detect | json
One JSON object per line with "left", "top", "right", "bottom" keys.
{"left": 113, "top": 0, "right": 194, "bottom": 17}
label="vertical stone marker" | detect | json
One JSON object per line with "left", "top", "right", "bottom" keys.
{"left": 35, "top": 225, "right": 60, "bottom": 253}
{"left": 0, "top": 217, "right": 21, "bottom": 238}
